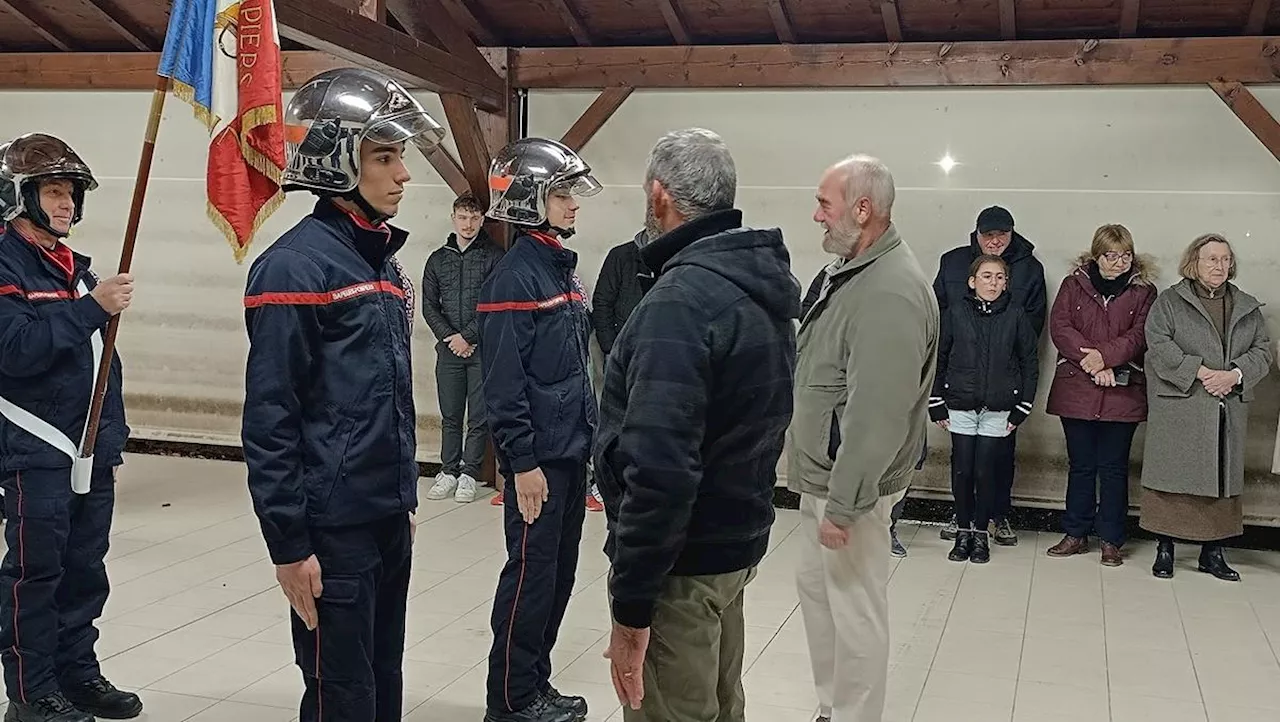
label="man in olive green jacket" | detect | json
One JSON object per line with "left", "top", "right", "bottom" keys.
{"left": 788, "top": 154, "right": 938, "bottom": 722}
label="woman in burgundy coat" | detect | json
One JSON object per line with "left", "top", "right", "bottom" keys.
{"left": 1044, "top": 224, "right": 1157, "bottom": 566}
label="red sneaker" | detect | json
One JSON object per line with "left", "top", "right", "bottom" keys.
{"left": 490, "top": 491, "right": 504, "bottom": 506}
{"left": 585, "top": 494, "right": 604, "bottom": 513}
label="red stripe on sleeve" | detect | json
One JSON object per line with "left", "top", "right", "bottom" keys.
{"left": 476, "top": 292, "right": 583, "bottom": 313}
{"left": 244, "top": 280, "right": 405, "bottom": 309}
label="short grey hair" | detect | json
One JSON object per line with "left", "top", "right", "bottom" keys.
{"left": 644, "top": 128, "right": 737, "bottom": 219}
{"left": 834, "top": 154, "right": 895, "bottom": 218}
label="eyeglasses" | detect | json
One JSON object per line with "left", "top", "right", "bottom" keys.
{"left": 1199, "top": 255, "right": 1233, "bottom": 268}
{"left": 1101, "top": 251, "right": 1133, "bottom": 263}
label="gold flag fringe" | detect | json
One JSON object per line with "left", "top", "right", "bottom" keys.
{"left": 207, "top": 187, "right": 284, "bottom": 265}
{"left": 167, "top": 79, "right": 219, "bottom": 133}
{"left": 238, "top": 104, "right": 285, "bottom": 184}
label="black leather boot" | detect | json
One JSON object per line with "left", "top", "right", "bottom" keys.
{"left": 947, "top": 530, "right": 973, "bottom": 562}
{"left": 540, "top": 686, "right": 587, "bottom": 721}
{"left": 3, "top": 693, "right": 93, "bottom": 722}
{"left": 970, "top": 530, "right": 991, "bottom": 564}
{"left": 1152, "top": 537, "right": 1175, "bottom": 579}
{"left": 63, "top": 677, "right": 142, "bottom": 720}
{"left": 1198, "top": 544, "right": 1241, "bottom": 582}
{"left": 484, "top": 695, "right": 576, "bottom": 722}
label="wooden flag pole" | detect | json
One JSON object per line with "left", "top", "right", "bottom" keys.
{"left": 79, "top": 74, "right": 169, "bottom": 460}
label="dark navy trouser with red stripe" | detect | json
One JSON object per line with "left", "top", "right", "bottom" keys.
{"left": 486, "top": 460, "right": 587, "bottom": 713}
{"left": 291, "top": 514, "right": 412, "bottom": 722}
{"left": 0, "top": 466, "right": 114, "bottom": 703}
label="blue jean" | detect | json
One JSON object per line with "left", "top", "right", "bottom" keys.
{"left": 1060, "top": 418, "right": 1138, "bottom": 546}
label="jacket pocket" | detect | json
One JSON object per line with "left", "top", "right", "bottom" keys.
{"left": 827, "top": 409, "right": 841, "bottom": 461}
{"left": 794, "top": 385, "right": 844, "bottom": 471}
{"left": 316, "top": 417, "right": 356, "bottom": 514}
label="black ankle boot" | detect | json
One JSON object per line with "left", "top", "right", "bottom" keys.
{"left": 540, "top": 686, "right": 587, "bottom": 721}
{"left": 1198, "top": 545, "right": 1241, "bottom": 582}
{"left": 3, "top": 693, "right": 93, "bottom": 722}
{"left": 948, "top": 530, "right": 973, "bottom": 562}
{"left": 63, "top": 677, "right": 142, "bottom": 720}
{"left": 1152, "top": 537, "right": 1174, "bottom": 579}
{"left": 970, "top": 530, "right": 991, "bottom": 564}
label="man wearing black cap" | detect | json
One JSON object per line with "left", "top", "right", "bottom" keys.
{"left": 932, "top": 205, "right": 1046, "bottom": 546}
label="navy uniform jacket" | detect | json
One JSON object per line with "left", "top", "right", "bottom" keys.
{"left": 478, "top": 231, "right": 596, "bottom": 476}
{"left": 242, "top": 200, "right": 418, "bottom": 565}
{"left": 0, "top": 225, "right": 127, "bottom": 472}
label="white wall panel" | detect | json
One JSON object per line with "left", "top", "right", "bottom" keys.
{"left": 3, "top": 84, "right": 1279, "bottom": 521}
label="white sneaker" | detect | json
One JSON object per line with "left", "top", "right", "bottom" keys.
{"left": 455, "top": 474, "right": 478, "bottom": 503}
{"left": 426, "top": 473, "right": 458, "bottom": 501}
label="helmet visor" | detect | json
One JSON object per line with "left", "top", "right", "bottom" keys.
{"left": 366, "top": 111, "right": 446, "bottom": 150}
{"left": 554, "top": 173, "right": 602, "bottom": 199}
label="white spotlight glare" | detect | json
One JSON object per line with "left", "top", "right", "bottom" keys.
{"left": 937, "top": 154, "right": 957, "bottom": 174}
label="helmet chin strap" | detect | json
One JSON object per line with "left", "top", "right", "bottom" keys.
{"left": 340, "top": 189, "right": 393, "bottom": 226}
{"left": 538, "top": 220, "right": 575, "bottom": 239}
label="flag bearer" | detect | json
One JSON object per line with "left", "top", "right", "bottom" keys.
{"left": 241, "top": 67, "right": 445, "bottom": 722}
{"left": 0, "top": 133, "right": 142, "bottom": 722}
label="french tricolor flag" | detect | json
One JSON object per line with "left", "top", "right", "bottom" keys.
{"left": 157, "top": 0, "right": 286, "bottom": 262}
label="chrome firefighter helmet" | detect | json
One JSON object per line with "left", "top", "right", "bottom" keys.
{"left": 486, "top": 138, "right": 601, "bottom": 230}
{"left": 283, "top": 67, "right": 445, "bottom": 196}
{"left": 0, "top": 133, "right": 98, "bottom": 238}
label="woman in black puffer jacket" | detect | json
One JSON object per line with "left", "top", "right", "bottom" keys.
{"left": 929, "top": 255, "right": 1040, "bottom": 563}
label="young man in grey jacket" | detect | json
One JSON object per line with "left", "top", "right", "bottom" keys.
{"left": 788, "top": 155, "right": 939, "bottom": 722}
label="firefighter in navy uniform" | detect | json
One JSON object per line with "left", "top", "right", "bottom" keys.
{"left": 0, "top": 134, "right": 142, "bottom": 722}
{"left": 240, "top": 68, "right": 445, "bottom": 722}
{"left": 479, "top": 138, "right": 602, "bottom": 722}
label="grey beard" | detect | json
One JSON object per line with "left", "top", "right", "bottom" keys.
{"left": 643, "top": 201, "right": 663, "bottom": 244}
{"left": 823, "top": 227, "right": 858, "bottom": 257}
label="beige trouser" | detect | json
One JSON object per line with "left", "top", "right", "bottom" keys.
{"left": 796, "top": 490, "right": 903, "bottom": 722}
{"left": 621, "top": 568, "right": 756, "bottom": 722}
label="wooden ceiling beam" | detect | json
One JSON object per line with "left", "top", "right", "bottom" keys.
{"left": 511, "top": 37, "right": 1280, "bottom": 88}
{"left": 438, "top": 0, "right": 499, "bottom": 46}
{"left": 83, "top": 0, "right": 156, "bottom": 51}
{"left": 766, "top": 1, "right": 797, "bottom": 44}
{"left": 1210, "top": 81, "right": 1280, "bottom": 163}
{"left": 881, "top": 1, "right": 903, "bottom": 42}
{"left": 656, "top": 0, "right": 692, "bottom": 45}
{"left": 275, "top": 0, "right": 504, "bottom": 110}
{"left": 1247, "top": 0, "right": 1273, "bottom": 34}
{"left": 441, "top": 93, "right": 496, "bottom": 204}
{"left": 560, "top": 87, "right": 634, "bottom": 152}
{"left": 0, "top": 51, "right": 352, "bottom": 90}
{"left": 387, "top": 0, "right": 491, "bottom": 73}
{"left": 999, "top": 0, "right": 1017, "bottom": 40}
{"left": 544, "top": 0, "right": 592, "bottom": 45}
{"left": 1119, "top": 0, "right": 1141, "bottom": 38}
{"left": 424, "top": 144, "right": 471, "bottom": 197}
{"left": 0, "top": 0, "right": 77, "bottom": 52}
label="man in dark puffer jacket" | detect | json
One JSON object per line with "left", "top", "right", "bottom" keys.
{"left": 595, "top": 128, "right": 800, "bottom": 720}
{"left": 421, "top": 194, "right": 502, "bottom": 503}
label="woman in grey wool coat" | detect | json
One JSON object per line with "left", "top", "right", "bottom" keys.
{"left": 1139, "top": 233, "right": 1272, "bottom": 581}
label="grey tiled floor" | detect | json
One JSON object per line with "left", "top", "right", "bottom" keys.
{"left": 4, "top": 454, "right": 1279, "bottom": 721}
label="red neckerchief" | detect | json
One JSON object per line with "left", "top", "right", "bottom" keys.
{"left": 529, "top": 230, "right": 563, "bottom": 249}
{"left": 14, "top": 226, "right": 76, "bottom": 288}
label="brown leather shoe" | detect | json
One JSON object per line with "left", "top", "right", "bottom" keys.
{"left": 1100, "top": 542, "right": 1124, "bottom": 567}
{"left": 1046, "top": 535, "right": 1089, "bottom": 557}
